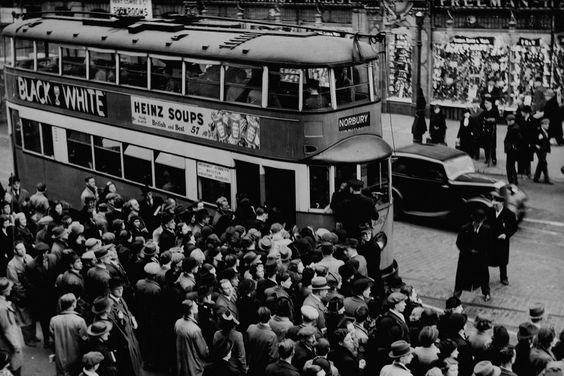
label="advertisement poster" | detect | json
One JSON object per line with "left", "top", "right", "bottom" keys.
{"left": 110, "top": 0, "right": 153, "bottom": 18}
{"left": 131, "top": 96, "right": 260, "bottom": 149}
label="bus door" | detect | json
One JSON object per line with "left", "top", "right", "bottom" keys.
{"left": 235, "top": 160, "right": 261, "bottom": 208}
{"left": 264, "top": 166, "right": 296, "bottom": 227}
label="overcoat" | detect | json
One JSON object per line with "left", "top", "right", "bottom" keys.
{"left": 454, "top": 222, "right": 492, "bottom": 292}
{"left": 108, "top": 295, "right": 142, "bottom": 376}
{"left": 487, "top": 208, "right": 517, "bottom": 267}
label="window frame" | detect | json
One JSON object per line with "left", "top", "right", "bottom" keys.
{"left": 88, "top": 47, "right": 117, "bottom": 83}
{"left": 14, "top": 38, "right": 35, "bottom": 71}
{"left": 149, "top": 54, "right": 183, "bottom": 94}
{"left": 66, "top": 129, "right": 94, "bottom": 169}
{"left": 93, "top": 136, "right": 123, "bottom": 178}
{"left": 117, "top": 50, "right": 149, "bottom": 88}
{"left": 60, "top": 44, "right": 87, "bottom": 79}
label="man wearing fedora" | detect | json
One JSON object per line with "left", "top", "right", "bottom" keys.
{"left": 529, "top": 304, "right": 547, "bottom": 330}
{"left": 85, "top": 321, "right": 117, "bottom": 376}
{"left": 0, "top": 278, "right": 23, "bottom": 376}
{"left": 379, "top": 340, "right": 414, "bottom": 376}
{"left": 513, "top": 322, "right": 538, "bottom": 376}
{"left": 487, "top": 192, "right": 517, "bottom": 286}
{"left": 303, "top": 276, "right": 330, "bottom": 332}
{"left": 86, "top": 246, "right": 112, "bottom": 302}
{"left": 340, "top": 179, "right": 379, "bottom": 240}
{"left": 473, "top": 360, "right": 501, "bottom": 376}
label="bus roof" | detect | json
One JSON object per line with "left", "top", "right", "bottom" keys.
{"left": 3, "top": 16, "right": 381, "bottom": 67}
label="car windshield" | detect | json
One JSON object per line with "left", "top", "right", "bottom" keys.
{"left": 443, "top": 155, "right": 475, "bottom": 180}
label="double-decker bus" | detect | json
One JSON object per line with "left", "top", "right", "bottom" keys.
{"left": 2, "top": 14, "right": 396, "bottom": 275}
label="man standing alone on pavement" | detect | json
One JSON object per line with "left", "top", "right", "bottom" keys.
{"left": 504, "top": 114, "right": 522, "bottom": 185}
{"left": 487, "top": 192, "right": 517, "bottom": 286}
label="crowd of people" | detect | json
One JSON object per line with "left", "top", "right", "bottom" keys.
{"left": 0, "top": 174, "right": 562, "bottom": 376}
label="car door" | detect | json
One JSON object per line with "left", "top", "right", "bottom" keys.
{"left": 415, "top": 160, "right": 454, "bottom": 214}
{"left": 392, "top": 156, "right": 423, "bottom": 211}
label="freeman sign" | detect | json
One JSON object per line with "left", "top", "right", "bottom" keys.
{"left": 17, "top": 77, "right": 107, "bottom": 117}
{"left": 338, "top": 112, "right": 370, "bottom": 131}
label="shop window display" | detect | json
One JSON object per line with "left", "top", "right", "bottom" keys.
{"left": 432, "top": 36, "right": 508, "bottom": 106}
{"left": 509, "top": 38, "right": 551, "bottom": 106}
{"left": 388, "top": 33, "right": 413, "bottom": 101}
{"left": 551, "top": 35, "right": 564, "bottom": 91}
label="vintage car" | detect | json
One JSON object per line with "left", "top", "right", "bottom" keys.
{"left": 391, "top": 144, "right": 527, "bottom": 222}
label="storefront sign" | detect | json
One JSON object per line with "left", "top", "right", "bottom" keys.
{"left": 208, "top": 0, "right": 353, "bottom": 4}
{"left": 338, "top": 112, "right": 370, "bottom": 131}
{"left": 110, "top": 0, "right": 153, "bottom": 18}
{"left": 131, "top": 96, "right": 260, "bottom": 149}
{"left": 452, "top": 36, "right": 494, "bottom": 45}
{"left": 197, "top": 162, "right": 231, "bottom": 183}
{"left": 518, "top": 37, "right": 541, "bottom": 46}
{"left": 16, "top": 76, "right": 107, "bottom": 117}
{"left": 434, "top": 0, "right": 552, "bottom": 8}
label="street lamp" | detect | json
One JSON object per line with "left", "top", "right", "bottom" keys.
{"left": 411, "top": 11, "right": 426, "bottom": 143}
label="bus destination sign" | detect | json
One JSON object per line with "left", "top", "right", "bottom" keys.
{"left": 131, "top": 96, "right": 260, "bottom": 149}
{"left": 338, "top": 112, "right": 370, "bottom": 132}
{"left": 16, "top": 77, "right": 107, "bottom": 118}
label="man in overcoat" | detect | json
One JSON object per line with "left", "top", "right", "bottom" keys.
{"left": 454, "top": 208, "right": 493, "bottom": 302}
{"left": 487, "top": 193, "right": 517, "bottom": 286}
{"left": 0, "top": 278, "right": 23, "bottom": 376}
{"left": 175, "top": 299, "right": 209, "bottom": 376}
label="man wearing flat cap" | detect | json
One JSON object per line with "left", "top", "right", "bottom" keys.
{"left": 293, "top": 325, "right": 317, "bottom": 371}
{"left": 340, "top": 178, "right": 379, "bottom": 240}
{"left": 504, "top": 114, "right": 522, "bottom": 185}
{"left": 303, "top": 276, "right": 330, "bottom": 333}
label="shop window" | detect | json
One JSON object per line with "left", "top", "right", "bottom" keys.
{"left": 94, "top": 137, "right": 122, "bottom": 177}
{"left": 41, "top": 123, "right": 54, "bottom": 157}
{"left": 37, "top": 42, "right": 60, "bottom": 73}
{"left": 388, "top": 33, "right": 412, "bottom": 101}
{"left": 309, "top": 165, "right": 329, "bottom": 209}
{"left": 360, "top": 160, "right": 390, "bottom": 207}
{"left": 510, "top": 39, "right": 551, "bottom": 106}
{"left": 4, "top": 37, "right": 12, "bottom": 67}
{"left": 196, "top": 162, "right": 231, "bottom": 204}
{"left": 150, "top": 57, "right": 181, "bottom": 93}
{"left": 10, "top": 109, "right": 22, "bottom": 147}
{"left": 185, "top": 61, "right": 221, "bottom": 99}
{"left": 90, "top": 50, "right": 116, "bottom": 83}
{"left": 268, "top": 68, "right": 300, "bottom": 109}
{"left": 123, "top": 144, "right": 153, "bottom": 185}
{"left": 155, "top": 152, "right": 186, "bottom": 195}
{"left": 22, "top": 119, "right": 41, "bottom": 153}
{"left": 67, "top": 130, "right": 93, "bottom": 168}
{"left": 119, "top": 53, "right": 148, "bottom": 88}
{"left": 335, "top": 63, "right": 371, "bottom": 107}
{"left": 62, "top": 46, "right": 86, "bottom": 78}
{"left": 14, "top": 39, "right": 34, "bottom": 69}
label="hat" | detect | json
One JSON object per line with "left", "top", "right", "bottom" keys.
{"left": 109, "top": 277, "right": 125, "bottom": 290}
{"left": 102, "top": 232, "right": 115, "bottom": 243}
{"left": 343, "top": 238, "right": 359, "bottom": 248}
{"left": 91, "top": 297, "right": 112, "bottom": 315}
{"left": 221, "top": 310, "right": 240, "bottom": 325}
{"left": 517, "top": 322, "right": 539, "bottom": 340}
{"left": 143, "top": 241, "right": 157, "bottom": 257}
{"left": 258, "top": 237, "right": 272, "bottom": 251}
{"left": 94, "top": 246, "right": 109, "bottom": 259}
{"left": 389, "top": 340, "right": 413, "bottom": 358}
{"left": 352, "top": 278, "right": 373, "bottom": 295}
{"left": 105, "top": 192, "right": 119, "bottom": 201}
{"left": 506, "top": 114, "right": 516, "bottom": 121}
{"left": 37, "top": 216, "right": 53, "bottom": 226}
{"left": 473, "top": 361, "right": 501, "bottom": 376}
{"left": 82, "top": 250, "right": 96, "bottom": 260}
{"left": 85, "top": 238, "right": 100, "bottom": 250}
{"left": 144, "top": 262, "right": 161, "bottom": 276}
{"left": 243, "top": 251, "right": 261, "bottom": 266}
{"left": 35, "top": 242, "right": 50, "bottom": 253}
{"left": 69, "top": 221, "right": 84, "bottom": 235}
{"left": 320, "top": 231, "right": 339, "bottom": 245}
{"left": 446, "top": 296, "right": 462, "bottom": 310}
{"left": 298, "top": 325, "right": 318, "bottom": 338}
{"left": 0, "top": 278, "right": 13, "bottom": 295}
{"left": 387, "top": 292, "right": 407, "bottom": 305}
{"left": 301, "top": 305, "right": 319, "bottom": 321}
{"left": 279, "top": 245, "right": 292, "bottom": 262}
{"left": 529, "top": 303, "right": 545, "bottom": 320}
{"left": 358, "top": 223, "right": 372, "bottom": 232}
{"left": 86, "top": 321, "right": 113, "bottom": 337}
{"left": 197, "top": 271, "right": 216, "bottom": 288}
{"left": 82, "top": 351, "right": 105, "bottom": 367}
{"left": 388, "top": 275, "right": 406, "bottom": 290}
{"left": 51, "top": 225, "right": 66, "bottom": 239}
{"left": 348, "top": 178, "right": 364, "bottom": 189}
{"left": 521, "top": 105, "right": 532, "bottom": 113}
{"left": 326, "top": 271, "right": 341, "bottom": 287}
{"left": 311, "top": 276, "right": 330, "bottom": 290}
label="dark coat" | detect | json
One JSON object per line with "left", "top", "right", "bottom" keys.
{"left": 328, "top": 345, "right": 359, "bottom": 376}
{"left": 534, "top": 126, "right": 551, "bottom": 154}
{"left": 504, "top": 123, "right": 523, "bottom": 156}
{"left": 292, "top": 341, "right": 316, "bottom": 371}
{"left": 487, "top": 207, "right": 517, "bottom": 267}
{"left": 158, "top": 227, "right": 176, "bottom": 252}
{"left": 213, "top": 329, "right": 247, "bottom": 376}
{"left": 85, "top": 265, "right": 111, "bottom": 301}
{"left": 85, "top": 337, "right": 117, "bottom": 376}
{"left": 454, "top": 222, "right": 492, "bottom": 292}
{"left": 457, "top": 116, "right": 478, "bottom": 155}
{"left": 518, "top": 115, "right": 538, "bottom": 162}
{"left": 341, "top": 193, "right": 378, "bottom": 239}
{"left": 430, "top": 112, "right": 447, "bottom": 143}
{"left": 479, "top": 107, "right": 498, "bottom": 142}
{"left": 203, "top": 359, "right": 240, "bottom": 376}
{"left": 265, "top": 360, "right": 300, "bottom": 376}
{"left": 245, "top": 323, "right": 279, "bottom": 376}
{"left": 108, "top": 295, "right": 142, "bottom": 376}
{"left": 359, "top": 237, "right": 384, "bottom": 298}
{"left": 544, "top": 96, "right": 563, "bottom": 141}
{"left": 450, "top": 334, "right": 473, "bottom": 376}
{"left": 513, "top": 340, "right": 534, "bottom": 376}
{"left": 377, "top": 310, "right": 410, "bottom": 346}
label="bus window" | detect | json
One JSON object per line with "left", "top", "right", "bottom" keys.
{"left": 67, "top": 130, "right": 93, "bottom": 168}
{"left": 37, "top": 42, "right": 59, "bottom": 73}
{"left": 4, "top": 37, "right": 13, "bottom": 67}
{"left": 14, "top": 39, "right": 34, "bottom": 69}
{"left": 151, "top": 57, "right": 181, "bottom": 93}
{"left": 10, "top": 109, "right": 22, "bottom": 147}
{"left": 90, "top": 50, "right": 116, "bottom": 83}
{"left": 335, "top": 164, "right": 356, "bottom": 192}
{"left": 269, "top": 68, "right": 300, "bottom": 109}
{"left": 123, "top": 144, "right": 153, "bottom": 185}
{"left": 224, "top": 66, "right": 249, "bottom": 103}
{"left": 197, "top": 162, "right": 231, "bottom": 205}
{"left": 94, "top": 137, "right": 122, "bottom": 177}
{"left": 119, "top": 53, "right": 148, "bottom": 88}
{"left": 155, "top": 152, "right": 186, "bottom": 196}
{"left": 61, "top": 46, "right": 86, "bottom": 78}
{"left": 361, "top": 160, "right": 390, "bottom": 206}
{"left": 309, "top": 165, "right": 330, "bottom": 209}
{"left": 305, "top": 68, "right": 331, "bottom": 109}
{"left": 372, "top": 60, "right": 382, "bottom": 101}
{"left": 42, "top": 123, "right": 54, "bottom": 157}
{"left": 22, "top": 119, "right": 41, "bottom": 153}
{"left": 244, "top": 67, "right": 263, "bottom": 106}
{"left": 185, "top": 61, "right": 220, "bottom": 99}
{"left": 335, "top": 63, "right": 371, "bottom": 107}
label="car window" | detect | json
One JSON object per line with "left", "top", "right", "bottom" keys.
{"left": 394, "top": 157, "right": 445, "bottom": 182}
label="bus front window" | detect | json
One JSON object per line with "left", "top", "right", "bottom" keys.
{"left": 360, "top": 159, "right": 390, "bottom": 207}
{"left": 335, "top": 63, "right": 371, "bottom": 107}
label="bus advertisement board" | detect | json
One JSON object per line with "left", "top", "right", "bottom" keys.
{"left": 130, "top": 96, "right": 260, "bottom": 149}
{"left": 110, "top": 0, "right": 153, "bottom": 18}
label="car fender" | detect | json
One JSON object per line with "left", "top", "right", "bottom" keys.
{"left": 464, "top": 196, "right": 493, "bottom": 209}
{"left": 391, "top": 187, "right": 403, "bottom": 201}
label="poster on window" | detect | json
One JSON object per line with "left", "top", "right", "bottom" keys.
{"left": 432, "top": 35, "right": 508, "bottom": 106}
{"left": 387, "top": 32, "right": 413, "bottom": 101}
{"left": 110, "top": 0, "right": 153, "bottom": 18}
{"left": 553, "top": 35, "right": 564, "bottom": 91}
{"left": 130, "top": 96, "right": 260, "bottom": 149}
{"left": 510, "top": 37, "right": 551, "bottom": 106}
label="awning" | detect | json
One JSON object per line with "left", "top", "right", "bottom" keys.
{"left": 307, "top": 134, "right": 393, "bottom": 164}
